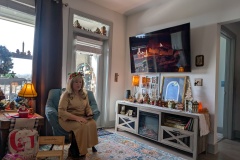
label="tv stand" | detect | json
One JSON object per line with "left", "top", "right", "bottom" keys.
{"left": 115, "top": 100, "right": 208, "bottom": 160}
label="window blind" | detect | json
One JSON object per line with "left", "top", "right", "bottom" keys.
{"left": 74, "top": 36, "right": 103, "bottom": 55}
{"left": 0, "top": 0, "right": 35, "bottom": 25}
{"left": 0, "top": 0, "right": 35, "bottom": 15}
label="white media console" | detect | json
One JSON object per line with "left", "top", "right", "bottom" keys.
{"left": 115, "top": 100, "right": 208, "bottom": 160}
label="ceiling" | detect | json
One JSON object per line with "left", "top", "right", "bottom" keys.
{"left": 86, "top": 0, "right": 168, "bottom": 16}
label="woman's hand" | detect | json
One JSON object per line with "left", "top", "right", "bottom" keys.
{"left": 76, "top": 117, "right": 87, "bottom": 124}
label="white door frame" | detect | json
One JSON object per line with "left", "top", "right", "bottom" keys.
{"left": 220, "top": 25, "right": 236, "bottom": 139}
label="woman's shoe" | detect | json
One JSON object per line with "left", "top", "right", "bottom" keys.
{"left": 92, "top": 146, "right": 97, "bottom": 152}
{"left": 68, "top": 147, "right": 80, "bottom": 158}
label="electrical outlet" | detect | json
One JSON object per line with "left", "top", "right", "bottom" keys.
{"left": 194, "top": 78, "right": 203, "bottom": 86}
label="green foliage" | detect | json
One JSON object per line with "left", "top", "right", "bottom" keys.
{"left": 0, "top": 45, "right": 14, "bottom": 75}
{"left": 0, "top": 102, "right": 4, "bottom": 110}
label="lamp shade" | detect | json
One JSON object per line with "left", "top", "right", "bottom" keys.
{"left": 18, "top": 83, "right": 37, "bottom": 98}
{"left": 132, "top": 75, "right": 140, "bottom": 86}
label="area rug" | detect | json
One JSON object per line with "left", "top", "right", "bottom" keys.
{"left": 41, "top": 130, "right": 185, "bottom": 160}
{"left": 97, "top": 128, "right": 113, "bottom": 136}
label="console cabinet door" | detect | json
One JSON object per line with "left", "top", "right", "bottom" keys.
{"left": 160, "top": 126, "right": 194, "bottom": 153}
{"left": 116, "top": 114, "right": 137, "bottom": 133}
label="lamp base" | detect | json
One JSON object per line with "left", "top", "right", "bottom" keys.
{"left": 28, "top": 98, "right": 36, "bottom": 114}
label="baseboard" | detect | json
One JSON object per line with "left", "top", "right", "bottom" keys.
{"left": 233, "top": 130, "right": 240, "bottom": 139}
{"left": 207, "top": 143, "right": 218, "bottom": 154}
{"left": 100, "top": 120, "right": 115, "bottom": 128}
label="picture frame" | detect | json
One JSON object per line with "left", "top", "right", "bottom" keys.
{"left": 128, "top": 110, "right": 133, "bottom": 116}
{"left": 152, "top": 77, "right": 157, "bottom": 83}
{"left": 142, "top": 88, "right": 147, "bottom": 96}
{"left": 142, "top": 77, "right": 146, "bottom": 84}
{"left": 146, "top": 77, "right": 151, "bottom": 83}
{"left": 195, "top": 55, "right": 204, "bottom": 67}
{"left": 160, "top": 76, "right": 187, "bottom": 103}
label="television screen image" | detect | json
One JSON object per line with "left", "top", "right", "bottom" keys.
{"left": 129, "top": 23, "right": 191, "bottom": 73}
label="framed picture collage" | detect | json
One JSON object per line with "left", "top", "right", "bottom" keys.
{"left": 137, "top": 74, "right": 160, "bottom": 100}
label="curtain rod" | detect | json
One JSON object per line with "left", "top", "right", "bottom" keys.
{"left": 52, "top": 0, "right": 68, "bottom": 7}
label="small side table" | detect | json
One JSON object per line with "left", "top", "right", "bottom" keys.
{"left": 0, "top": 111, "right": 44, "bottom": 159}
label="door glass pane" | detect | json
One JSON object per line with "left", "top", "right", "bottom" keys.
{"left": 75, "top": 51, "right": 99, "bottom": 96}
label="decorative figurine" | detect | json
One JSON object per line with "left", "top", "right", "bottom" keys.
{"left": 94, "top": 27, "right": 101, "bottom": 34}
{"left": 18, "top": 104, "right": 29, "bottom": 118}
{"left": 101, "top": 26, "right": 107, "bottom": 35}
{"left": 143, "top": 93, "right": 150, "bottom": 104}
{"left": 175, "top": 103, "right": 184, "bottom": 110}
{"left": 73, "top": 20, "right": 81, "bottom": 29}
{"left": 188, "top": 100, "right": 193, "bottom": 113}
{"left": 192, "top": 101, "right": 199, "bottom": 113}
{"left": 120, "top": 105, "right": 125, "bottom": 115}
{"left": 10, "top": 101, "right": 15, "bottom": 110}
{"left": 168, "top": 100, "right": 175, "bottom": 109}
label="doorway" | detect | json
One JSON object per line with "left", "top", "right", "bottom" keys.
{"left": 218, "top": 25, "right": 236, "bottom": 141}
{"left": 75, "top": 49, "right": 103, "bottom": 126}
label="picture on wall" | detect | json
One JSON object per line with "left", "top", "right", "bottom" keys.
{"left": 142, "top": 88, "right": 147, "bottom": 96}
{"left": 142, "top": 77, "right": 147, "bottom": 84}
{"left": 160, "top": 76, "right": 187, "bottom": 103}
{"left": 152, "top": 77, "right": 158, "bottom": 83}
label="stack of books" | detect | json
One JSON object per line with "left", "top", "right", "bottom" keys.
{"left": 163, "top": 115, "right": 194, "bottom": 131}
{"left": 184, "top": 118, "right": 194, "bottom": 131}
{"left": 163, "top": 116, "right": 188, "bottom": 130}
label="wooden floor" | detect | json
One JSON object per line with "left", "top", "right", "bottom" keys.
{"left": 106, "top": 128, "right": 240, "bottom": 160}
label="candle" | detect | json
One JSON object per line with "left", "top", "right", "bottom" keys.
{"left": 198, "top": 102, "right": 203, "bottom": 113}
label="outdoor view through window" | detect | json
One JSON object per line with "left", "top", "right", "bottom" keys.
{"left": 0, "top": 18, "right": 34, "bottom": 100}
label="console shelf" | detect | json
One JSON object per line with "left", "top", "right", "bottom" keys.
{"left": 115, "top": 100, "right": 207, "bottom": 160}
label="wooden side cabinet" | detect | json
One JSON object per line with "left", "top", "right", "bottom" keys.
{"left": 115, "top": 100, "right": 207, "bottom": 160}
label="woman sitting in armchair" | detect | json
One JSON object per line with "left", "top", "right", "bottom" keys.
{"left": 58, "top": 72, "right": 98, "bottom": 158}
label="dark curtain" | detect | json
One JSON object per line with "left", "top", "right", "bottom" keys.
{"left": 33, "top": 0, "right": 63, "bottom": 135}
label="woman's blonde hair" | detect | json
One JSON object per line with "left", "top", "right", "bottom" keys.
{"left": 66, "top": 72, "right": 87, "bottom": 99}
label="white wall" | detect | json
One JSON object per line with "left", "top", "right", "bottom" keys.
{"left": 126, "top": 0, "right": 240, "bottom": 149}
{"left": 62, "top": 0, "right": 126, "bottom": 122}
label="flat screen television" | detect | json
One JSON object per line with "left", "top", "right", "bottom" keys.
{"left": 129, "top": 23, "right": 191, "bottom": 73}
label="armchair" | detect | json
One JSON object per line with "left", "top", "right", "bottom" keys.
{"left": 45, "top": 89, "right": 100, "bottom": 142}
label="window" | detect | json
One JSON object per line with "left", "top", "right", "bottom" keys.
{"left": 0, "top": 19, "right": 34, "bottom": 80}
{"left": 0, "top": 3, "right": 35, "bottom": 100}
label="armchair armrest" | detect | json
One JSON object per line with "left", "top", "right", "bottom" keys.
{"left": 87, "top": 90, "right": 100, "bottom": 121}
{"left": 45, "top": 104, "right": 69, "bottom": 138}
{"left": 45, "top": 105, "right": 58, "bottom": 126}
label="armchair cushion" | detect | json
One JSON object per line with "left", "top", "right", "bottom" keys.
{"left": 45, "top": 89, "right": 100, "bottom": 141}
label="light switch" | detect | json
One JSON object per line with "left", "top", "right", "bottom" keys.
{"left": 114, "top": 73, "right": 119, "bottom": 82}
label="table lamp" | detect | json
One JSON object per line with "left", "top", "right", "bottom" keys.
{"left": 18, "top": 83, "right": 37, "bottom": 114}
